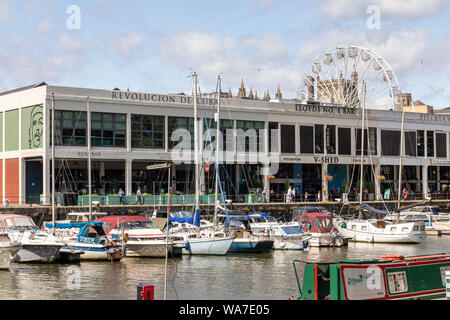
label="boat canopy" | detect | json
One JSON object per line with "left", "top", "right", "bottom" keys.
{"left": 169, "top": 210, "right": 200, "bottom": 227}
{"left": 94, "top": 216, "right": 151, "bottom": 234}
{"left": 296, "top": 212, "right": 335, "bottom": 233}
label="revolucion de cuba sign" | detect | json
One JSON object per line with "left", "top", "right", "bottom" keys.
{"left": 111, "top": 91, "right": 217, "bottom": 106}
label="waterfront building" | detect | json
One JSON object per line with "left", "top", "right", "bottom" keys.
{"left": 0, "top": 81, "right": 448, "bottom": 205}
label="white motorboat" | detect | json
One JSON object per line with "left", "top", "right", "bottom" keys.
{"left": 95, "top": 215, "right": 183, "bottom": 258}
{"left": 47, "top": 221, "right": 123, "bottom": 261}
{"left": 247, "top": 212, "right": 311, "bottom": 250}
{"left": 0, "top": 233, "right": 21, "bottom": 270}
{"left": 384, "top": 206, "right": 450, "bottom": 231}
{"left": 336, "top": 219, "right": 427, "bottom": 243}
{"left": 0, "top": 215, "right": 63, "bottom": 263}
{"left": 293, "top": 211, "right": 347, "bottom": 247}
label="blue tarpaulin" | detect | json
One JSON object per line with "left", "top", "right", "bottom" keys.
{"left": 169, "top": 210, "right": 200, "bottom": 227}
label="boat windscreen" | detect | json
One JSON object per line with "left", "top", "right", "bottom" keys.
{"left": 115, "top": 221, "right": 157, "bottom": 230}
{"left": 316, "top": 217, "right": 333, "bottom": 229}
{"left": 280, "top": 226, "right": 303, "bottom": 235}
{"left": 11, "top": 217, "right": 35, "bottom": 227}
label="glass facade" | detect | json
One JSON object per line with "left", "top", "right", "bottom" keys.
{"left": 52, "top": 110, "right": 87, "bottom": 146}
{"left": 131, "top": 114, "right": 164, "bottom": 149}
{"left": 236, "top": 120, "right": 265, "bottom": 152}
{"left": 91, "top": 112, "right": 126, "bottom": 147}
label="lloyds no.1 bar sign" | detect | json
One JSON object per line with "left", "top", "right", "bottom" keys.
{"left": 295, "top": 103, "right": 357, "bottom": 115}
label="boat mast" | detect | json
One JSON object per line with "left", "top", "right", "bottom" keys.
{"left": 87, "top": 96, "right": 92, "bottom": 221}
{"left": 51, "top": 93, "right": 56, "bottom": 234}
{"left": 193, "top": 72, "right": 200, "bottom": 215}
{"left": 164, "top": 163, "right": 172, "bottom": 301}
{"left": 214, "top": 75, "right": 222, "bottom": 227}
{"left": 396, "top": 93, "right": 406, "bottom": 217}
{"left": 358, "top": 82, "right": 367, "bottom": 219}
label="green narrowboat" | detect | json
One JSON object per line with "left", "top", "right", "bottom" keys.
{"left": 293, "top": 253, "right": 450, "bottom": 300}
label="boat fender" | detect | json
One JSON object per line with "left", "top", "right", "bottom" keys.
{"left": 279, "top": 240, "right": 286, "bottom": 248}
{"left": 302, "top": 241, "right": 309, "bottom": 249}
{"left": 185, "top": 241, "right": 191, "bottom": 252}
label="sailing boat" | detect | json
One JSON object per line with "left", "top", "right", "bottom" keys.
{"left": 168, "top": 73, "right": 234, "bottom": 255}
{"left": 336, "top": 82, "right": 427, "bottom": 244}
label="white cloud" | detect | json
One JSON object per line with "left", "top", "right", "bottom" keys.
{"left": 36, "top": 19, "right": 52, "bottom": 34}
{"left": 114, "top": 31, "right": 144, "bottom": 58}
{"left": 319, "top": 0, "right": 446, "bottom": 19}
{"left": 0, "top": 0, "right": 10, "bottom": 23}
{"left": 157, "top": 30, "right": 298, "bottom": 97}
{"left": 240, "top": 34, "right": 287, "bottom": 59}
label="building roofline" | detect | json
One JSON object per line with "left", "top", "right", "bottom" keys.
{"left": 0, "top": 82, "right": 47, "bottom": 97}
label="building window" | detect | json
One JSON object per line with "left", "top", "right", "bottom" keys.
{"left": 269, "top": 122, "right": 278, "bottom": 153}
{"left": 168, "top": 117, "right": 194, "bottom": 150}
{"left": 369, "top": 128, "right": 377, "bottom": 156}
{"left": 356, "top": 129, "right": 368, "bottom": 155}
{"left": 338, "top": 127, "right": 351, "bottom": 155}
{"left": 326, "top": 125, "right": 336, "bottom": 154}
{"left": 387, "top": 272, "right": 408, "bottom": 294}
{"left": 427, "top": 131, "right": 434, "bottom": 157}
{"left": 281, "top": 125, "right": 295, "bottom": 154}
{"left": 405, "top": 131, "right": 417, "bottom": 157}
{"left": 236, "top": 120, "right": 265, "bottom": 152}
{"left": 436, "top": 132, "right": 447, "bottom": 158}
{"left": 315, "top": 125, "right": 324, "bottom": 154}
{"left": 205, "top": 119, "right": 234, "bottom": 152}
{"left": 417, "top": 130, "right": 425, "bottom": 157}
{"left": 381, "top": 130, "right": 400, "bottom": 156}
{"left": 91, "top": 113, "right": 126, "bottom": 147}
{"left": 131, "top": 115, "right": 164, "bottom": 149}
{"left": 300, "top": 126, "right": 314, "bottom": 154}
{"left": 52, "top": 111, "right": 87, "bottom": 146}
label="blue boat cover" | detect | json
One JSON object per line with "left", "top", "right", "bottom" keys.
{"left": 359, "top": 204, "right": 392, "bottom": 215}
{"left": 45, "top": 221, "right": 104, "bottom": 229}
{"left": 169, "top": 210, "right": 200, "bottom": 227}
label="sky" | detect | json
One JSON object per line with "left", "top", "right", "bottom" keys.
{"left": 0, "top": 0, "right": 450, "bottom": 109}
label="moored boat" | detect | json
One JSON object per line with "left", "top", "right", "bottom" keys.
{"left": 294, "top": 212, "right": 347, "bottom": 247}
{"left": 45, "top": 221, "right": 123, "bottom": 261}
{"left": 95, "top": 215, "right": 182, "bottom": 258}
{"left": 293, "top": 253, "right": 450, "bottom": 300}
{"left": 336, "top": 219, "right": 427, "bottom": 243}
{"left": 247, "top": 212, "right": 311, "bottom": 250}
{"left": 1, "top": 215, "right": 63, "bottom": 263}
{"left": 0, "top": 233, "right": 21, "bottom": 270}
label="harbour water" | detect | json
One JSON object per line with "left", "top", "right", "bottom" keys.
{"left": 0, "top": 237, "right": 448, "bottom": 300}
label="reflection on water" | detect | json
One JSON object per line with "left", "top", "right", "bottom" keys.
{"left": 0, "top": 237, "right": 448, "bottom": 300}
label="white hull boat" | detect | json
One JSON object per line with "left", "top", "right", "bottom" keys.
{"left": 125, "top": 240, "right": 182, "bottom": 258}
{"left": 0, "top": 234, "right": 21, "bottom": 270}
{"left": 336, "top": 219, "right": 427, "bottom": 243}
{"left": 179, "top": 236, "right": 234, "bottom": 255}
{"left": 1, "top": 215, "right": 63, "bottom": 263}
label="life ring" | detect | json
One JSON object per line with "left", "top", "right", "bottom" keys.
{"left": 123, "top": 233, "right": 129, "bottom": 243}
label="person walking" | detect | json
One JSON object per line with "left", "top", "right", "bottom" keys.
{"left": 291, "top": 187, "right": 296, "bottom": 203}
{"left": 262, "top": 187, "right": 267, "bottom": 203}
{"left": 136, "top": 187, "right": 143, "bottom": 205}
{"left": 119, "top": 188, "right": 125, "bottom": 205}
{"left": 304, "top": 191, "right": 309, "bottom": 202}
{"left": 287, "top": 186, "right": 292, "bottom": 203}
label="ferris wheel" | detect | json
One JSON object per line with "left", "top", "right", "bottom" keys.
{"left": 296, "top": 45, "right": 402, "bottom": 111}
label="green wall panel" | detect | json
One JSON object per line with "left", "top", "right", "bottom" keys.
{"left": 22, "top": 104, "right": 44, "bottom": 150}
{"left": 5, "top": 109, "right": 19, "bottom": 151}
